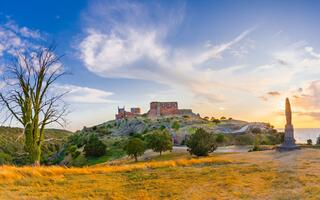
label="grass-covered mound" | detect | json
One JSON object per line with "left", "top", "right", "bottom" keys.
{"left": 57, "top": 115, "right": 282, "bottom": 166}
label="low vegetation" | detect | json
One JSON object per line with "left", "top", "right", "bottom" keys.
{"left": 186, "top": 128, "right": 217, "bottom": 156}
{"left": 124, "top": 138, "right": 146, "bottom": 162}
{"left": 145, "top": 130, "right": 173, "bottom": 155}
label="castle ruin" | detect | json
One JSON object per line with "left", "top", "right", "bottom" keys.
{"left": 115, "top": 107, "right": 141, "bottom": 120}
{"left": 115, "top": 101, "right": 195, "bottom": 120}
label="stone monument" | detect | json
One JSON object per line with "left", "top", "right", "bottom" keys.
{"left": 277, "top": 98, "right": 300, "bottom": 151}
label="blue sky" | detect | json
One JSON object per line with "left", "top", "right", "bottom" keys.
{"left": 1, "top": 0, "right": 320, "bottom": 130}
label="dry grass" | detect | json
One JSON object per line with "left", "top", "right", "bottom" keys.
{"left": 1, "top": 149, "right": 320, "bottom": 199}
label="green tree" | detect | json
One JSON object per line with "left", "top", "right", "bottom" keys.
{"left": 84, "top": 135, "right": 107, "bottom": 157}
{"left": 307, "top": 139, "right": 312, "bottom": 145}
{"left": 317, "top": 135, "right": 320, "bottom": 145}
{"left": 171, "top": 121, "right": 180, "bottom": 131}
{"left": 146, "top": 130, "right": 173, "bottom": 155}
{"left": 0, "top": 46, "right": 68, "bottom": 165}
{"left": 186, "top": 128, "right": 217, "bottom": 156}
{"left": 124, "top": 138, "right": 145, "bottom": 162}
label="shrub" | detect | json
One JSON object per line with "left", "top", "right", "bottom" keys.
{"left": 186, "top": 128, "right": 217, "bottom": 156}
{"left": 0, "top": 152, "right": 12, "bottom": 165}
{"left": 235, "top": 134, "right": 254, "bottom": 145}
{"left": 145, "top": 130, "right": 173, "bottom": 155}
{"left": 72, "top": 151, "right": 81, "bottom": 159}
{"left": 317, "top": 135, "right": 320, "bottom": 145}
{"left": 251, "top": 127, "right": 262, "bottom": 134}
{"left": 67, "top": 145, "right": 77, "bottom": 154}
{"left": 220, "top": 116, "right": 226, "bottom": 120}
{"left": 83, "top": 135, "right": 107, "bottom": 157}
{"left": 307, "top": 139, "right": 313, "bottom": 145}
{"left": 215, "top": 134, "right": 225, "bottom": 143}
{"left": 160, "top": 125, "right": 166, "bottom": 130}
{"left": 212, "top": 119, "right": 221, "bottom": 124}
{"left": 251, "top": 137, "right": 261, "bottom": 151}
{"left": 171, "top": 121, "right": 180, "bottom": 131}
{"left": 124, "top": 138, "right": 145, "bottom": 162}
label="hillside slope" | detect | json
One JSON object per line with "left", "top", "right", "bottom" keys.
{"left": 0, "top": 127, "right": 72, "bottom": 165}
{"left": 59, "top": 115, "right": 281, "bottom": 166}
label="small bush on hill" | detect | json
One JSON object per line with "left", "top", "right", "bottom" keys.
{"left": 186, "top": 128, "right": 216, "bottom": 156}
{"left": 251, "top": 127, "right": 262, "bottom": 134}
{"left": 0, "top": 152, "right": 12, "bottom": 165}
{"left": 124, "top": 138, "right": 145, "bottom": 162}
{"left": 215, "top": 134, "right": 225, "bottom": 143}
{"left": 171, "top": 121, "right": 180, "bottom": 131}
{"left": 317, "top": 136, "right": 320, "bottom": 145}
{"left": 145, "top": 130, "right": 173, "bottom": 155}
{"left": 160, "top": 125, "right": 166, "bottom": 130}
{"left": 235, "top": 134, "right": 254, "bottom": 145}
{"left": 251, "top": 138, "right": 261, "bottom": 151}
{"left": 84, "top": 135, "right": 107, "bottom": 157}
{"left": 212, "top": 119, "right": 221, "bottom": 124}
{"left": 307, "top": 139, "right": 312, "bottom": 145}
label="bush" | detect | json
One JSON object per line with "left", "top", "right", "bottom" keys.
{"left": 307, "top": 139, "right": 313, "bottom": 145}
{"left": 83, "top": 135, "right": 107, "bottom": 157}
{"left": 0, "top": 152, "right": 12, "bottom": 165}
{"left": 171, "top": 121, "right": 180, "bottom": 131}
{"left": 251, "top": 138, "right": 261, "bottom": 151}
{"left": 251, "top": 127, "right": 262, "bottom": 134}
{"left": 145, "top": 130, "right": 173, "bottom": 155}
{"left": 235, "top": 134, "right": 254, "bottom": 145}
{"left": 124, "top": 138, "right": 145, "bottom": 162}
{"left": 317, "top": 135, "right": 320, "bottom": 145}
{"left": 72, "top": 151, "right": 81, "bottom": 159}
{"left": 212, "top": 119, "right": 221, "bottom": 124}
{"left": 186, "top": 128, "right": 216, "bottom": 156}
{"left": 215, "top": 134, "right": 225, "bottom": 143}
{"left": 159, "top": 125, "right": 166, "bottom": 131}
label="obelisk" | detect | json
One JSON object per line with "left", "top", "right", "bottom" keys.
{"left": 277, "top": 98, "right": 300, "bottom": 151}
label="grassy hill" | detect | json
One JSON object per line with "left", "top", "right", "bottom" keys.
{"left": 0, "top": 149, "right": 319, "bottom": 199}
{"left": 0, "top": 126, "right": 72, "bottom": 165}
{"left": 58, "top": 115, "right": 282, "bottom": 166}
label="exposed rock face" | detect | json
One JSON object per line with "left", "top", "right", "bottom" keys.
{"left": 277, "top": 98, "right": 300, "bottom": 151}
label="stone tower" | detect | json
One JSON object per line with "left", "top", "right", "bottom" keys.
{"left": 277, "top": 98, "right": 300, "bottom": 151}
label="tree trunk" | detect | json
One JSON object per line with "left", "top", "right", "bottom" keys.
{"left": 24, "top": 125, "right": 42, "bottom": 165}
{"left": 160, "top": 151, "right": 162, "bottom": 156}
{"left": 30, "top": 144, "right": 41, "bottom": 166}
{"left": 134, "top": 155, "right": 138, "bottom": 162}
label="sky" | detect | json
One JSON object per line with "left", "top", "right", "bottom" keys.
{"left": 1, "top": 0, "right": 320, "bottom": 131}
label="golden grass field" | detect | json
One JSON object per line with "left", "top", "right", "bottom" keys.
{"left": 0, "top": 149, "right": 320, "bottom": 200}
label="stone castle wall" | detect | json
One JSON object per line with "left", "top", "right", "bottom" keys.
{"left": 148, "top": 102, "right": 179, "bottom": 117}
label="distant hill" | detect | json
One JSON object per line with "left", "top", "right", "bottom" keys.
{"left": 0, "top": 126, "right": 72, "bottom": 165}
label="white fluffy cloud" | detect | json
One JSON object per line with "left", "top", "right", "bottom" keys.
{"left": 0, "top": 20, "right": 43, "bottom": 57}
{"left": 53, "top": 84, "right": 115, "bottom": 104}
{"left": 78, "top": 0, "right": 255, "bottom": 104}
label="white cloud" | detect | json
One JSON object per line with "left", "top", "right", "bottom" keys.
{"left": 53, "top": 84, "right": 115, "bottom": 104}
{"left": 78, "top": 0, "right": 255, "bottom": 103}
{"left": 0, "top": 20, "right": 43, "bottom": 58}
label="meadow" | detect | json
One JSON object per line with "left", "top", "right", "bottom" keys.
{"left": 0, "top": 149, "right": 320, "bottom": 199}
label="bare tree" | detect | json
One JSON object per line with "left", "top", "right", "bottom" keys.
{"left": 0, "top": 45, "right": 68, "bottom": 166}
